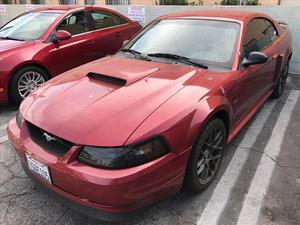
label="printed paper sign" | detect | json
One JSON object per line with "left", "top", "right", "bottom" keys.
{"left": 128, "top": 5, "right": 145, "bottom": 24}
{"left": 0, "top": 5, "right": 6, "bottom": 15}
{"left": 26, "top": 5, "right": 35, "bottom": 12}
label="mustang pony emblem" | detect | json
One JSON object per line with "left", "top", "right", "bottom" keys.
{"left": 43, "top": 132, "right": 55, "bottom": 142}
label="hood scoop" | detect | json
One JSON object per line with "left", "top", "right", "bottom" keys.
{"left": 88, "top": 72, "right": 127, "bottom": 86}
{"left": 86, "top": 57, "right": 160, "bottom": 86}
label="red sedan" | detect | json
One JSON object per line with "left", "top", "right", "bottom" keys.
{"left": 0, "top": 6, "right": 141, "bottom": 104}
{"left": 8, "top": 10, "right": 292, "bottom": 221}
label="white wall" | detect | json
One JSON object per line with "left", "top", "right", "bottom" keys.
{"left": 0, "top": 5, "right": 300, "bottom": 73}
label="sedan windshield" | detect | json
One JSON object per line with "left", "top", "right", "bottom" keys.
{"left": 125, "top": 19, "right": 240, "bottom": 69}
{"left": 0, "top": 12, "right": 60, "bottom": 41}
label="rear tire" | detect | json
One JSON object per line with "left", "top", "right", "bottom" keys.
{"left": 184, "top": 118, "right": 226, "bottom": 192}
{"left": 272, "top": 60, "right": 289, "bottom": 98}
{"left": 9, "top": 66, "right": 48, "bottom": 105}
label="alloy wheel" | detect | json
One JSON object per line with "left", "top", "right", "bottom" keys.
{"left": 197, "top": 128, "right": 224, "bottom": 184}
{"left": 18, "top": 71, "right": 45, "bottom": 98}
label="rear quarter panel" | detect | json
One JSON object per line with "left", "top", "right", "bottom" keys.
{"left": 274, "top": 21, "right": 293, "bottom": 66}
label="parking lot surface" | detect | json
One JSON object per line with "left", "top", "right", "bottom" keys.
{"left": 0, "top": 76, "right": 300, "bottom": 225}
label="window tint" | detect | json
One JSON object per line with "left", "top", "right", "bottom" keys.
{"left": 90, "top": 11, "right": 127, "bottom": 30}
{"left": 57, "top": 11, "right": 90, "bottom": 35}
{"left": 265, "top": 20, "right": 278, "bottom": 42}
{"left": 127, "top": 19, "right": 240, "bottom": 69}
{"left": 0, "top": 12, "right": 60, "bottom": 41}
{"left": 243, "top": 19, "right": 271, "bottom": 58}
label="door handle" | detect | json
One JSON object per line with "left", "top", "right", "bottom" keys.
{"left": 85, "top": 40, "right": 95, "bottom": 45}
{"left": 273, "top": 53, "right": 284, "bottom": 59}
{"left": 115, "top": 32, "right": 120, "bottom": 37}
{"left": 273, "top": 53, "right": 279, "bottom": 59}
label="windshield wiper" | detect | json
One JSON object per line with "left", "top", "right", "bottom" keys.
{"left": 0, "top": 26, "right": 14, "bottom": 32}
{"left": 0, "top": 36, "right": 25, "bottom": 41}
{"left": 121, "top": 48, "right": 152, "bottom": 61}
{"left": 148, "top": 53, "right": 208, "bottom": 69}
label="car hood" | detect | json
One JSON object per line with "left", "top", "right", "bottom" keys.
{"left": 22, "top": 56, "right": 207, "bottom": 146}
{"left": 0, "top": 39, "right": 30, "bottom": 53}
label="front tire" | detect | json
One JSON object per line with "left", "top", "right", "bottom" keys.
{"left": 9, "top": 66, "right": 48, "bottom": 105}
{"left": 272, "top": 60, "right": 289, "bottom": 98}
{"left": 184, "top": 118, "right": 226, "bottom": 192}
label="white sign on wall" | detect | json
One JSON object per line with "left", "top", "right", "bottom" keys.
{"left": 128, "top": 5, "right": 145, "bottom": 24}
{"left": 0, "top": 5, "right": 6, "bottom": 15}
{"left": 26, "top": 5, "right": 35, "bottom": 12}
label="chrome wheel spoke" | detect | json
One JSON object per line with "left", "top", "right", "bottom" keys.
{"left": 36, "top": 76, "right": 44, "bottom": 84}
{"left": 19, "top": 87, "right": 28, "bottom": 91}
{"left": 18, "top": 71, "right": 45, "bottom": 98}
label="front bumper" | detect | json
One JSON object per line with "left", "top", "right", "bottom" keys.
{"left": 22, "top": 165, "right": 134, "bottom": 221}
{"left": 7, "top": 118, "right": 189, "bottom": 221}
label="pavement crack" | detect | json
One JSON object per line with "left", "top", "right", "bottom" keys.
{"left": 228, "top": 143, "right": 300, "bottom": 169}
{"left": 56, "top": 208, "right": 68, "bottom": 224}
{"left": 0, "top": 188, "right": 36, "bottom": 201}
{"left": 3, "top": 200, "right": 11, "bottom": 222}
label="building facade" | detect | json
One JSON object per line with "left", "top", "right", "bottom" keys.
{"left": 0, "top": 0, "right": 295, "bottom": 6}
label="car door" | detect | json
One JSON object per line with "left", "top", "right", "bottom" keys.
{"left": 236, "top": 18, "right": 277, "bottom": 121}
{"left": 44, "top": 10, "right": 96, "bottom": 76}
{"left": 264, "top": 19, "right": 283, "bottom": 88}
{"left": 87, "top": 10, "right": 130, "bottom": 58}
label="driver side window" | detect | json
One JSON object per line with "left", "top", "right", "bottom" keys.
{"left": 243, "top": 18, "right": 272, "bottom": 58}
{"left": 57, "top": 11, "right": 91, "bottom": 36}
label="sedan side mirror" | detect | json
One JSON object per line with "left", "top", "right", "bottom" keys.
{"left": 52, "top": 30, "right": 71, "bottom": 42}
{"left": 241, "top": 51, "right": 268, "bottom": 67}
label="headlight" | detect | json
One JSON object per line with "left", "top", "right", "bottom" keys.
{"left": 16, "top": 109, "right": 23, "bottom": 128}
{"left": 78, "top": 137, "right": 170, "bottom": 169}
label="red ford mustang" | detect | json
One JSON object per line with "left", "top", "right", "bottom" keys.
{"left": 8, "top": 10, "right": 292, "bottom": 221}
{"left": 0, "top": 6, "right": 141, "bottom": 104}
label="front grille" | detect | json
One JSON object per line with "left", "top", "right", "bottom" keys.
{"left": 26, "top": 122, "right": 74, "bottom": 156}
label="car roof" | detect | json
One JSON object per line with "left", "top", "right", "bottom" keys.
{"left": 159, "top": 9, "right": 269, "bottom": 22}
{"left": 31, "top": 6, "right": 106, "bottom": 14}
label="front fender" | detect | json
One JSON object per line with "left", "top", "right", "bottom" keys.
{"left": 185, "top": 94, "right": 233, "bottom": 149}
{"left": 126, "top": 90, "right": 233, "bottom": 155}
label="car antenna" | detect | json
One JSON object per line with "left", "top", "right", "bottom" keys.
{"left": 91, "top": 0, "right": 95, "bottom": 8}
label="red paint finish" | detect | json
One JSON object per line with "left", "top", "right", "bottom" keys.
{"left": 0, "top": 6, "right": 142, "bottom": 103}
{"left": 8, "top": 10, "right": 292, "bottom": 218}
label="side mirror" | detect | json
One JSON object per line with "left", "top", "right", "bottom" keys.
{"left": 52, "top": 30, "right": 71, "bottom": 42}
{"left": 241, "top": 51, "right": 268, "bottom": 67}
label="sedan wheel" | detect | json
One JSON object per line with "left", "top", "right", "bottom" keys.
{"left": 184, "top": 118, "right": 226, "bottom": 192}
{"left": 18, "top": 71, "right": 45, "bottom": 98}
{"left": 9, "top": 65, "right": 48, "bottom": 105}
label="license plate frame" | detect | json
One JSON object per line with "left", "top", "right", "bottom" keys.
{"left": 25, "top": 153, "right": 52, "bottom": 184}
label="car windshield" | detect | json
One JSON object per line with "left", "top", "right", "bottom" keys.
{"left": 125, "top": 19, "right": 240, "bottom": 69}
{"left": 0, "top": 12, "right": 60, "bottom": 41}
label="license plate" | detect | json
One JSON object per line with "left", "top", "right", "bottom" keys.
{"left": 25, "top": 153, "right": 52, "bottom": 184}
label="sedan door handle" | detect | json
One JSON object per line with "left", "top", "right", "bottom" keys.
{"left": 85, "top": 40, "right": 95, "bottom": 45}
